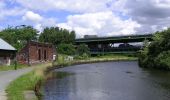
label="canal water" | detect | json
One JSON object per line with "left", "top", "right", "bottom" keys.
{"left": 43, "top": 61, "right": 170, "bottom": 100}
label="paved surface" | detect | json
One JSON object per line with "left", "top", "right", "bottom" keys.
{"left": 0, "top": 67, "right": 34, "bottom": 100}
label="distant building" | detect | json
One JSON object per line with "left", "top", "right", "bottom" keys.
{"left": 0, "top": 38, "right": 16, "bottom": 66}
{"left": 17, "top": 41, "right": 56, "bottom": 65}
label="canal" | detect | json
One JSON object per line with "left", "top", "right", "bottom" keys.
{"left": 43, "top": 61, "right": 170, "bottom": 100}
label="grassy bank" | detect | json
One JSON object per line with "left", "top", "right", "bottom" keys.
{"left": 0, "top": 64, "right": 27, "bottom": 71}
{"left": 6, "top": 63, "right": 51, "bottom": 100}
{"left": 6, "top": 54, "right": 137, "bottom": 100}
{"left": 56, "top": 54, "right": 137, "bottom": 66}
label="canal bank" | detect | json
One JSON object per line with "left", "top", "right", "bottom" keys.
{"left": 5, "top": 55, "right": 137, "bottom": 100}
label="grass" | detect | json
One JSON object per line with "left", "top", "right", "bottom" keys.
{"left": 55, "top": 54, "right": 138, "bottom": 67}
{"left": 6, "top": 72, "right": 39, "bottom": 100}
{"left": 90, "top": 54, "right": 137, "bottom": 61}
{"left": 0, "top": 64, "right": 28, "bottom": 71}
{"left": 6, "top": 63, "right": 51, "bottom": 100}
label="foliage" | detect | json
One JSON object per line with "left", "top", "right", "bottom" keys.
{"left": 57, "top": 43, "right": 76, "bottom": 55}
{"left": 76, "top": 44, "right": 90, "bottom": 56}
{"left": 0, "top": 64, "right": 27, "bottom": 71}
{"left": 74, "top": 53, "right": 89, "bottom": 60}
{"left": 39, "top": 27, "right": 76, "bottom": 56}
{"left": 6, "top": 63, "right": 51, "bottom": 100}
{"left": 6, "top": 72, "right": 40, "bottom": 100}
{"left": 0, "top": 26, "right": 76, "bottom": 51}
{"left": 39, "top": 27, "right": 76, "bottom": 45}
{"left": 155, "top": 51, "right": 170, "bottom": 69}
{"left": 0, "top": 25, "right": 38, "bottom": 50}
{"left": 139, "top": 28, "right": 170, "bottom": 70}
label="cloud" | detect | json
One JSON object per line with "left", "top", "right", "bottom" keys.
{"left": 57, "top": 11, "right": 140, "bottom": 38}
{"left": 115, "top": 0, "right": 170, "bottom": 33}
{"left": 21, "top": 11, "right": 57, "bottom": 32}
{"left": 16, "top": 0, "right": 110, "bottom": 13}
{"left": 0, "top": 7, "right": 26, "bottom": 21}
{"left": 34, "top": 24, "right": 43, "bottom": 33}
{"left": 0, "top": 1, "right": 5, "bottom": 9}
{"left": 22, "top": 11, "right": 43, "bottom": 22}
{"left": 1, "top": 0, "right": 170, "bottom": 37}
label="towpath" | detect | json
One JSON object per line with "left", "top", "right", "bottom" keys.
{"left": 0, "top": 67, "right": 34, "bottom": 100}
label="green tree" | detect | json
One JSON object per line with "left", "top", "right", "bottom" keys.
{"left": 39, "top": 27, "right": 76, "bottom": 45}
{"left": 139, "top": 28, "right": 170, "bottom": 70}
{"left": 0, "top": 25, "right": 38, "bottom": 50}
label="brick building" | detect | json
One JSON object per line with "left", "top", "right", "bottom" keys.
{"left": 17, "top": 41, "right": 56, "bottom": 65}
{"left": 0, "top": 38, "right": 16, "bottom": 66}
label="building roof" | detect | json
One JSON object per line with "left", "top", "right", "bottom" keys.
{"left": 0, "top": 38, "right": 16, "bottom": 51}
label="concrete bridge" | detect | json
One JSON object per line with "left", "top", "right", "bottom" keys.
{"left": 75, "top": 34, "right": 153, "bottom": 54}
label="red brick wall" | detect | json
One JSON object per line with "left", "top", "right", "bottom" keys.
{"left": 17, "top": 41, "right": 56, "bottom": 65}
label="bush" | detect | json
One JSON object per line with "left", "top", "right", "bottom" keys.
{"left": 74, "top": 53, "right": 89, "bottom": 60}
{"left": 76, "top": 44, "right": 90, "bottom": 56}
{"left": 155, "top": 51, "right": 170, "bottom": 70}
{"left": 139, "top": 28, "right": 170, "bottom": 70}
{"left": 57, "top": 43, "right": 76, "bottom": 55}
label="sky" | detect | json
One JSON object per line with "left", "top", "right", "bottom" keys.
{"left": 0, "top": 0, "right": 170, "bottom": 38}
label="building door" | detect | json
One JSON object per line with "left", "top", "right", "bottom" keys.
{"left": 38, "top": 49, "right": 41, "bottom": 60}
{"left": 44, "top": 50, "right": 47, "bottom": 60}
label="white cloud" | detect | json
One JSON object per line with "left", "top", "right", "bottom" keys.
{"left": 110, "top": 0, "right": 170, "bottom": 34}
{"left": 22, "top": 11, "right": 57, "bottom": 32}
{"left": 34, "top": 24, "right": 43, "bottom": 33}
{"left": 0, "top": 1, "right": 5, "bottom": 9}
{"left": 1, "top": 0, "right": 170, "bottom": 37}
{"left": 16, "top": 0, "right": 110, "bottom": 13}
{"left": 153, "top": 0, "right": 170, "bottom": 8}
{"left": 0, "top": 0, "right": 26, "bottom": 21}
{"left": 0, "top": 7, "right": 26, "bottom": 21}
{"left": 57, "top": 11, "right": 140, "bottom": 38}
{"left": 22, "top": 11, "right": 43, "bottom": 22}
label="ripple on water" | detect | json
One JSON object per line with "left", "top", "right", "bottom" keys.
{"left": 43, "top": 61, "right": 170, "bottom": 100}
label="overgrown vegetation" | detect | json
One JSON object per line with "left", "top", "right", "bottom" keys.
{"left": 6, "top": 63, "right": 51, "bottom": 100}
{"left": 57, "top": 43, "right": 76, "bottom": 55}
{"left": 76, "top": 44, "right": 90, "bottom": 55}
{"left": 0, "top": 64, "right": 27, "bottom": 71}
{"left": 57, "top": 53, "right": 137, "bottom": 65}
{"left": 138, "top": 28, "right": 170, "bottom": 70}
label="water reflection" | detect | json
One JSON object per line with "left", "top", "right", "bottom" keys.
{"left": 43, "top": 61, "right": 170, "bottom": 100}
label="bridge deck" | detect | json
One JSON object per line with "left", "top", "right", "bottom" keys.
{"left": 75, "top": 34, "right": 153, "bottom": 54}
{"left": 75, "top": 34, "right": 153, "bottom": 44}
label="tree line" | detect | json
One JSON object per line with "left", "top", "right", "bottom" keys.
{"left": 0, "top": 25, "right": 89, "bottom": 56}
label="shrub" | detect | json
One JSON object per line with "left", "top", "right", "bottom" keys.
{"left": 76, "top": 44, "right": 90, "bottom": 56}
{"left": 57, "top": 43, "right": 76, "bottom": 55}
{"left": 139, "top": 28, "right": 170, "bottom": 70}
{"left": 155, "top": 51, "right": 170, "bottom": 70}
